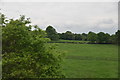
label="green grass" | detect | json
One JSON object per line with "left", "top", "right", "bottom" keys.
{"left": 58, "top": 40, "right": 89, "bottom": 42}
{"left": 50, "top": 39, "right": 89, "bottom": 43}
{"left": 54, "top": 43, "right": 118, "bottom": 78}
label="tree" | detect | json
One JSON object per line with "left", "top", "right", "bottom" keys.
{"left": 2, "top": 14, "right": 64, "bottom": 78}
{"left": 0, "top": 13, "right": 7, "bottom": 27}
{"left": 58, "top": 33, "right": 63, "bottom": 39}
{"left": 87, "top": 31, "right": 97, "bottom": 43}
{"left": 74, "top": 34, "right": 82, "bottom": 40}
{"left": 97, "top": 32, "right": 106, "bottom": 43}
{"left": 115, "top": 30, "right": 120, "bottom": 45}
{"left": 82, "top": 33, "right": 87, "bottom": 41}
{"left": 64, "top": 31, "right": 75, "bottom": 40}
{"left": 110, "top": 34, "right": 116, "bottom": 44}
{"left": 46, "top": 26, "right": 59, "bottom": 41}
{"left": 2, "top": 15, "right": 31, "bottom": 54}
{"left": 104, "top": 33, "right": 111, "bottom": 43}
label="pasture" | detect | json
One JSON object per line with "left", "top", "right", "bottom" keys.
{"left": 50, "top": 40, "right": 89, "bottom": 43}
{"left": 55, "top": 43, "right": 118, "bottom": 78}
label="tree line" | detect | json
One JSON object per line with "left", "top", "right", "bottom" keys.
{"left": 46, "top": 25, "right": 120, "bottom": 44}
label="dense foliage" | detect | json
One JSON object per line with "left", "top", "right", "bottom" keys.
{"left": 46, "top": 26, "right": 119, "bottom": 44}
{"left": 115, "top": 30, "right": 120, "bottom": 45}
{"left": 46, "top": 26, "right": 59, "bottom": 41}
{"left": 1, "top": 13, "right": 64, "bottom": 78}
{"left": 87, "top": 31, "right": 97, "bottom": 43}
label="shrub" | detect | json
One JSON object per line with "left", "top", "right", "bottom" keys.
{"left": 1, "top": 14, "right": 65, "bottom": 78}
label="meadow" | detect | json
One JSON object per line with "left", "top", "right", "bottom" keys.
{"left": 54, "top": 43, "right": 118, "bottom": 78}
{"left": 50, "top": 40, "right": 89, "bottom": 43}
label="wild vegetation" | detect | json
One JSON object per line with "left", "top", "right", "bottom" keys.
{"left": 1, "top": 13, "right": 119, "bottom": 78}
{"left": 1, "top": 13, "right": 65, "bottom": 78}
{"left": 46, "top": 26, "right": 120, "bottom": 44}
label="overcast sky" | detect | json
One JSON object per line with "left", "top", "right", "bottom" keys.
{"left": 0, "top": 2, "right": 118, "bottom": 34}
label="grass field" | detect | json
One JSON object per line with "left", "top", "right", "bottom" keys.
{"left": 54, "top": 43, "right": 118, "bottom": 78}
{"left": 50, "top": 40, "right": 89, "bottom": 43}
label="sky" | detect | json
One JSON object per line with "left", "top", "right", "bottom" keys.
{"left": 1, "top": 0, "right": 119, "bottom": 2}
{"left": 0, "top": 1, "right": 119, "bottom": 34}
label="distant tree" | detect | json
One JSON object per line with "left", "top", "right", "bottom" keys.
{"left": 115, "top": 30, "right": 120, "bottom": 45}
{"left": 82, "top": 33, "right": 87, "bottom": 41}
{"left": 74, "top": 34, "right": 82, "bottom": 40}
{"left": 58, "top": 33, "right": 65, "bottom": 40}
{"left": 46, "top": 25, "right": 59, "bottom": 41}
{"left": 64, "top": 31, "right": 75, "bottom": 40}
{"left": 58, "top": 33, "right": 61, "bottom": 39}
{"left": 97, "top": 32, "right": 106, "bottom": 43}
{"left": 104, "top": 33, "right": 111, "bottom": 43}
{"left": 110, "top": 34, "right": 116, "bottom": 44}
{"left": 87, "top": 31, "right": 97, "bottom": 43}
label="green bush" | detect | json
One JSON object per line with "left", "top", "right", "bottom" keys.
{"left": 1, "top": 14, "right": 65, "bottom": 78}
